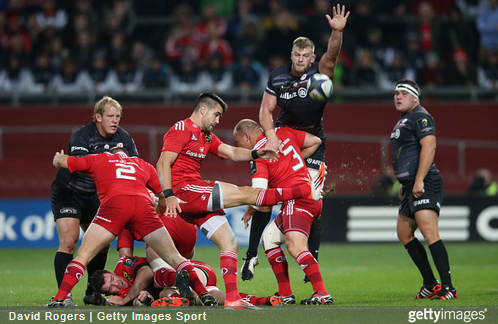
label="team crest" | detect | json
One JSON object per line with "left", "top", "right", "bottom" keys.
{"left": 205, "top": 134, "right": 212, "bottom": 143}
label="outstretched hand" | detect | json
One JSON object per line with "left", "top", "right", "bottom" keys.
{"left": 257, "top": 148, "right": 279, "bottom": 161}
{"left": 164, "top": 196, "right": 186, "bottom": 217}
{"left": 326, "top": 4, "right": 350, "bottom": 31}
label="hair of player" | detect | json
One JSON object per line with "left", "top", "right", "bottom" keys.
{"left": 93, "top": 96, "right": 123, "bottom": 123}
{"left": 233, "top": 119, "right": 263, "bottom": 135}
{"left": 293, "top": 36, "right": 315, "bottom": 53}
{"left": 395, "top": 79, "right": 421, "bottom": 98}
{"left": 194, "top": 92, "right": 228, "bottom": 114}
{"left": 109, "top": 146, "right": 129, "bottom": 155}
{"left": 90, "top": 269, "right": 112, "bottom": 293}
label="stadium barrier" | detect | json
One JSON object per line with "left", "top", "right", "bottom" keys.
{"left": 1, "top": 195, "right": 497, "bottom": 248}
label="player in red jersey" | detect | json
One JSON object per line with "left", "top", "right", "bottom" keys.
{"left": 233, "top": 119, "right": 333, "bottom": 305}
{"left": 157, "top": 92, "right": 318, "bottom": 310}
{"left": 45, "top": 147, "right": 215, "bottom": 307}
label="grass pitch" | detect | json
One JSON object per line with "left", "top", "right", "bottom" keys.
{"left": 0, "top": 242, "right": 497, "bottom": 323}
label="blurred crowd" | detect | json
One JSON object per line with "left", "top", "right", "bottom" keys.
{"left": 1, "top": 0, "right": 497, "bottom": 94}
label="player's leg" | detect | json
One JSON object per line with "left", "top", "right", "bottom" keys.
{"left": 200, "top": 217, "right": 261, "bottom": 310}
{"left": 46, "top": 223, "right": 116, "bottom": 307}
{"left": 285, "top": 230, "right": 332, "bottom": 305}
{"left": 415, "top": 209, "right": 457, "bottom": 299}
{"left": 397, "top": 213, "right": 440, "bottom": 298}
{"left": 143, "top": 227, "right": 213, "bottom": 305}
{"left": 80, "top": 221, "right": 110, "bottom": 305}
{"left": 217, "top": 181, "right": 314, "bottom": 209}
{"left": 240, "top": 207, "right": 272, "bottom": 281}
{"left": 262, "top": 220, "right": 295, "bottom": 304}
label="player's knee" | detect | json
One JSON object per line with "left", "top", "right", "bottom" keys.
{"left": 58, "top": 237, "right": 79, "bottom": 253}
{"left": 262, "top": 222, "right": 282, "bottom": 251}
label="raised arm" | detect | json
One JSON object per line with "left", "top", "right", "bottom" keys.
{"left": 259, "top": 92, "right": 281, "bottom": 152}
{"left": 318, "top": 4, "right": 350, "bottom": 78}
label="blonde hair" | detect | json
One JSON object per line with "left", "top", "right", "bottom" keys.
{"left": 293, "top": 37, "right": 315, "bottom": 53}
{"left": 93, "top": 96, "right": 123, "bottom": 122}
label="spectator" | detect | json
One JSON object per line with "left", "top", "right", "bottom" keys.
{"left": 194, "top": 3, "right": 227, "bottom": 44}
{"left": 263, "top": 9, "right": 300, "bottom": 62}
{"left": 227, "top": 0, "right": 257, "bottom": 44}
{"left": 404, "top": 34, "right": 426, "bottom": 84}
{"left": 19, "top": 52, "right": 56, "bottom": 93}
{"left": 435, "top": 5, "right": 479, "bottom": 63}
{"left": 231, "top": 50, "right": 261, "bottom": 90}
{"left": 107, "top": 31, "right": 128, "bottom": 67}
{"left": 379, "top": 51, "right": 415, "bottom": 90}
{"left": 143, "top": 56, "right": 171, "bottom": 89}
{"left": 35, "top": 0, "right": 68, "bottom": 31}
{"left": 114, "top": 58, "right": 143, "bottom": 93}
{"left": 130, "top": 40, "right": 154, "bottom": 71}
{"left": 48, "top": 37, "right": 70, "bottom": 71}
{"left": 169, "top": 57, "right": 205, "bottom": 93}
{"left": 72, "top": 30, "right": 98, "bottom": 70}
{"left": 0, "top": 55, "right": 30, "bottom": 92}
{"left": 231, "top": 18, "right": 265, "bottom": 65}
{"left": 421, "top": 52, "right": 443, "bottom": 89}
{"left": 443, "top": 48, "right": 478, "bottom": 87}
{"left": 198, "top": 21, "right": 233, "bottom": 68}
{"left": 410, "top": 1, "right": 439, "bottom": 55}
{"left": 88, "top": 51, "right": 120, "bottom": 93}
{"left": 106, "top": 0, "right": 136, "bottom": 38}
{"left": 469, "top": 168, "right": 498, "bottom": 196}
{"left": 200, "top": 53, "right": 232, "bottom": 92}
{"left": 478, "top": 51, "right": 498, "bottom": 88}
{"left": 476, "top": 0, "right": 498, "bottom": 61}
{"left": 350, "top": 48, "right": 379, "bottom": 87}
{"left": 52, "top": 57, "right": 92, "bottom": 93}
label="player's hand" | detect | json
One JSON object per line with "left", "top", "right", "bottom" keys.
{"left": 52, "top": 149, "right": 66, "bottom": 168}
{"left": 241, "top": 206, "right": 256, "bottom": 230}
{"left": 265, "top": 137, "right": 282, "bottom": 153}
{"left": 257, "top": 148, "right": 279, "bottom": 161}
{"left": 108, "top": 295, "right": 126, "bottom": 306}
{"left": 137, "top": 291, "right": 153, "bottom": 306}
{"left": 413, "top": 180, "right": 425, "bottom": 198}
{"left": 165, "top": 196, "right": 186, "bottom": 217}
{"left": 326, "top": 4, "right": 350, "bottom": 31}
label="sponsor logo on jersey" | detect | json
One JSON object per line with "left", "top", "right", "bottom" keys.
{"left": 60, "top": 207, "right": 77, "bottom": 214}
{"left": 297, "top": 87, "right": 307, "bottom": 98}
{"left": 391, "top": 128, "right": 401, "bottom": 139}
{"left": 124, "top": 272, "right": 133, "bottom": 282}
{"left": 71, "top": 146, "right": 89, "bottom": 153}
{"left": 413, "top": 199, "right": 430, "bottom": 206}
{"left": 186, "top": 150, "right": 206, "bottom": 159}
{"left": 279, "top": 92, "right": 297, "bottom": 99}
{"left": 124, "top": 257, "right": 139, "bottom": 268}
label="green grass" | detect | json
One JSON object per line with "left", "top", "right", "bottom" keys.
{"left": 1, "top": 242, "right": 497, "bottom": 323}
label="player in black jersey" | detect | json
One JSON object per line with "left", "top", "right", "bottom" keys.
{"left": 240, "top": 4, "right": 349, "bottom": 284}
{"left": 50, "top": 96, "right": 139, "bottom": 306}
{"left": 391, "top": 79, "right": 457, "bottom": 300}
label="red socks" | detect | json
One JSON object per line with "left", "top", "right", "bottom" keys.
{"left": 176, "top": 261, "right": 209, "bottom": 297}
{"left": 53, "top": 261, "right": 85, "bottom": 301}
{"left": 296, "top": 251, "right": 328, "bottom": 295}
{"left": 154, "top": 268, "right": 176, "bottom": 287}
{"left": 220, "top": 251, "right": 241, "bottom": 302}
{"left": 266, "top": 247, "right": 293, "bottom": 296}
{"left": 256, "top": 184, "right": 310, "bottom": 206}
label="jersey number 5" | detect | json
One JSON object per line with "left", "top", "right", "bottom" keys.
{"left": 282, "top": 145, "right": 304, "bottom": 171}
{"left": 115, "top": 163, "right": 136, "bottom": 180}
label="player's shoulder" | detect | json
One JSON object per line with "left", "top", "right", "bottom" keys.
{"left": 269, "top": 62, "right": 291, "bottom": 79}
{"left": 170, "top": 119, "right": 193, "bottom": 132}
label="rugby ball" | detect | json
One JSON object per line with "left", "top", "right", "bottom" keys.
{"left": 306, "top": 73, "right": 333, "bottom": 101}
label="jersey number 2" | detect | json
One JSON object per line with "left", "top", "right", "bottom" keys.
{"left": 115, "top": 163, "right": 136, "bottom": 180}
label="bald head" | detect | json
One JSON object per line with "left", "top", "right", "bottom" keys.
{"left": 233, "top": 119, "right": 264, "bottom": 149}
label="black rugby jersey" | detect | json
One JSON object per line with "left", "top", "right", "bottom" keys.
{"left": 266, "top": 62, "right": 327, "bottom": 138}
{"left": 54, "top": 122, "right": 139, "bottom": 193}
{"left": 390, "top": 105, "right": 439, "bottom": 184}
